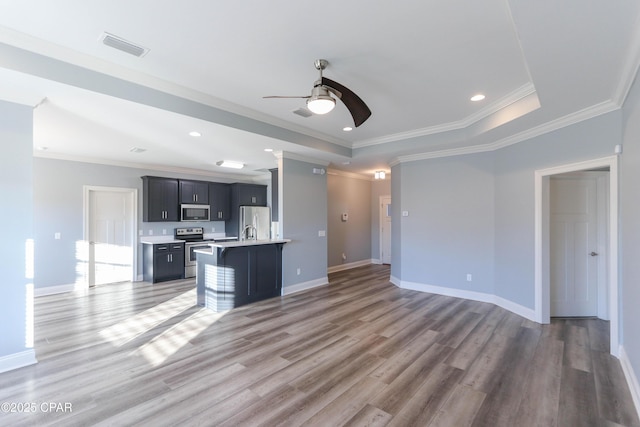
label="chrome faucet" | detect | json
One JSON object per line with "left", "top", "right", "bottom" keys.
{"left": 242, "top": 224, "right": 257, "bottom": 240}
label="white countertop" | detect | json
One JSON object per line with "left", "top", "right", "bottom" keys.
{"left": 140, "top": 237, "right": 184, "bottom": 244}
{"left": 140, "top": 233, "right": 237, "bottom": 245}
{"left": 207, "top": 239, "right": 291, "bottom": 248}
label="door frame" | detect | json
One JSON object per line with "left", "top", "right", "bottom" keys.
{"left": 534, "top": 155, "right": 618, "bottom": 356}
{"left": 83, "top": 186, "right": 138, "bottom": 288}
{"left": 379, "top": 195, "right": 391, "bottom": 264}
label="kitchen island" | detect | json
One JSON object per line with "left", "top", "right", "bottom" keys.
{"left": 195, "top": 239, "right": 290, "bottom": 311}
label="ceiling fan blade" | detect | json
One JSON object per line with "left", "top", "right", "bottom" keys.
{"left": 263, "top": 95, "right": 310, "bottom": 99}
{"left": 321, "top": 77, "right": 371, "bottom": 127}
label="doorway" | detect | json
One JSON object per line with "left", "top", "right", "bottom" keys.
{"left": 535, "top": 156, "right": 619, "bottom": 356}
{"left": 549, "top": 172, "right": 608, "bottom": 318}
{"left": 380, "top": 195, "right": 391, "bottom": 264}
{"left": 84, "top": 186, "right": 138, "bottom": 287}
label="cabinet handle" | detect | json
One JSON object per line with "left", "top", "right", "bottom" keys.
{"left": 195, "top": 194, "right": 198, "bottom": 202}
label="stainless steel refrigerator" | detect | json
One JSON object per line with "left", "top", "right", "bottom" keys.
{"left": 239, "top": 206, "right": 271, "bottom": 240}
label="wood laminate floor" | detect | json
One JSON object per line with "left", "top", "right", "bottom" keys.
{"left": 1, "top": 264, "right": 638, "bottom": 426}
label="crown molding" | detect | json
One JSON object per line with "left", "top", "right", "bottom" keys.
{"left": 392, "top": 99, "right": 620, "bottom": 164}
{"left": 352, "top": 83, "right": 536, "bottom": 149}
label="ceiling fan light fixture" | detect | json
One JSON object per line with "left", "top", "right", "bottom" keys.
{"left": 306, "top": 86, "right": 336, "bottom": 115}
{"left": 216, "top": 160, "right": 244, "bottom": 169}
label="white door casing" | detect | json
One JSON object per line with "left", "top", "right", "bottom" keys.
{"left": 550, "top": 172, "right": 606, "bottom": 317}
{"left": 380, "top": 196, "right": 391, "bottom": 264}
{"left": 84, "top": 186, "right": 138, "bottom": 287}
{"left": 534, "top": 155, "right": 618, "bottom": 357}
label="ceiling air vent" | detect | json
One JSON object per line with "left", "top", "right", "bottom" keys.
{"left": 293, "top": 108, "right": 313, "bottom": 118}
{"left": 100, "top": 32, "right": 149, "bottom": 57}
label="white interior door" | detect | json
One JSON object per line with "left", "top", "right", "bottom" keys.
{"left": 88, "top": 188, "right": 136, "bottom": 286}
{"left": 380, "top": 196, "right": 391, "bottom": 264}
{"left": 550, "top": 173, "right": 603, "bottom": 317}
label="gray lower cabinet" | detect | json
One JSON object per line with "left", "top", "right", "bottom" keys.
{"left": 196, "top": 243, "right": 284, "bottom": 311}
{"left": 143, "top": 242, "right": 184, "bottom": 283}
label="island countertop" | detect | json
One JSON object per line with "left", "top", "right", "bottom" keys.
{"left": 205, "top": 239, "right": 291, "bottom": 249}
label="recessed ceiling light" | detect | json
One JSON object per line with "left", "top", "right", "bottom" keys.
{"left": 189, "top": 131, "right": 201, "bottom": 137}
{"left": 129, "top": 147, "right": 146, "bottom": 153}
{"left": 216, "top": 160, "right": 244, "bottom": 169}
{"left": 264, "top": 148, "right": 273, "bottom": 152}
{"left": 36, "top": 146, "right": 48, "bottom": 151}
{"left": 342, "top": 161, "right": 351, "bottom": 165}
{"left": 470, "top": 94, "right": 486, "bottom": 102}
{"left": 343, "top": 126, "right": 353, "bottom": 132}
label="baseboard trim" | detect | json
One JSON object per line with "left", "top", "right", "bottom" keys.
{"left": 390, "top": 275, "right": 401, "bottom": 287}
{"left": 620, "top": 346, "right": 640, "bottom": 420}
{"left": 0, "top": 349, "right": 37, "bottom": 374}
{"left": 396, "top": 279, "right": 536, "bottom": 322}
{"left": 328, "top": 259, "right": 374, "bottom": 274}
{"left": 282, "top": 277, "right": 329, "bottom": 296}
{"left": 371, "top": 259, "right": 383, "bottom": 265}
{"left": 34, "top": 283, "right": 77, "bottom": 297}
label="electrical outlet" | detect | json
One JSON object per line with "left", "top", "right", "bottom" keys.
{"left": 149, "top": 230, "right": 154, "bottom": 235}
{"left": 162, "top": 229, "right": 167, "bottom": 235}
{"left": 318, "top": 230, "right": 326, "bottom": 237}
{"left": 402, "top": 211, "right": 409, "bottom": 217}
{"left": 297, "top": 268, "right": 301, "bottom": 275}
{"left": 54, "top": 232, "right": 61, "bottom": 240}
{"left": 466, "top": 274, "right": 472, "bottom": 282}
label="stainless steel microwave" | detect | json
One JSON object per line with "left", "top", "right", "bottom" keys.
{"left": 180, "top": 204, "right": 210, "bottom": 221}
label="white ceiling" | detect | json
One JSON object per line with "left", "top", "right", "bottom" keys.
{"left": 0, "top": 0, "right": 638, "bottom": 178}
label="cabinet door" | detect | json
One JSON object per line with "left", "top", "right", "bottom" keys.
{"left": 153, "top": 245, "right": 173, "bottom": 280}
{"left": 249, "top": 244, "right": 280, "bottom": 299}
{"left": 210, "top": 183, "right": 231, "bottom": 221}
{"left": 169, "top": 244, "right": 185, "bottom": 278}
{"left": 237, "top": 184, "right": 267, "bottom": 206}
{"left": 180, "top": 180, "right": 209, "bottom": 204}
{"left": 143, "top": 177, "right": 179, "bottom": 222}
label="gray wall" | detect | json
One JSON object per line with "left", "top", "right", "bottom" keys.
{"left": 32, "top": 157, "right": 252, "bottom": 289}
{"left": 396, "top": 153, "right": 496, "bottom": 294}
{"left": 392, "top": 110, "right": 621, "bottom": 309}
{"left": 621, "top": 73, "right": 640, "bottom": 383}
{"left": 371, "top": 178, "right": 392, "bottom": 262}
{"left": 493, "top": 112, "right": 621, "bottom": 307}
{"left": 0, "top": 100, "right": 33, "bottom": 358}
{"left": 280, "top": 157, "right": 328, "bottom": 287}
{"left": 327, "top": 172, "right": 372, "bottom": 267}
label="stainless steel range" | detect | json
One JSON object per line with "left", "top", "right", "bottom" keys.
{"left": 175, "top": 227, "right": 211, "bottom": 279}
{"left": 175, "top": 227, "right": 237, "bottom": 278}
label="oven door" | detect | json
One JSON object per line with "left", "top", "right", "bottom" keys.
{"left": 184, "top": 241, "right": 211, "bottom": 278}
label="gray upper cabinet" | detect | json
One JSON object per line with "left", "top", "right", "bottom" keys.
{"left": 209, "top": 182, "right": 231, "bottom": 221}
{"left": 142, "top": 176, "right": 179, "bottom": 222}
{"left": 232, "top": 183, "right": 267, "bottom": 206}
{"left": 179, "top": 180, "right": 209, "bottom": 204}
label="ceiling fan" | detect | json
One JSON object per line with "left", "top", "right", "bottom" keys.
{"left": 264, "top": 59, "right": 372, "bottom": 127}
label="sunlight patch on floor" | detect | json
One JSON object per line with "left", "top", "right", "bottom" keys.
{"left": 135, "top": 309, "right": 223, "bottom": 366}
{"left": 99, "top": 288, "right": 196, "bottom": 346}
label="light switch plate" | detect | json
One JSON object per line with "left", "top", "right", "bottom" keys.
{"left": 402, "top": 211, "right": 409, "bottom": 217}
{"left": 318, "top": 230, "right": 326, "bottom": 237}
